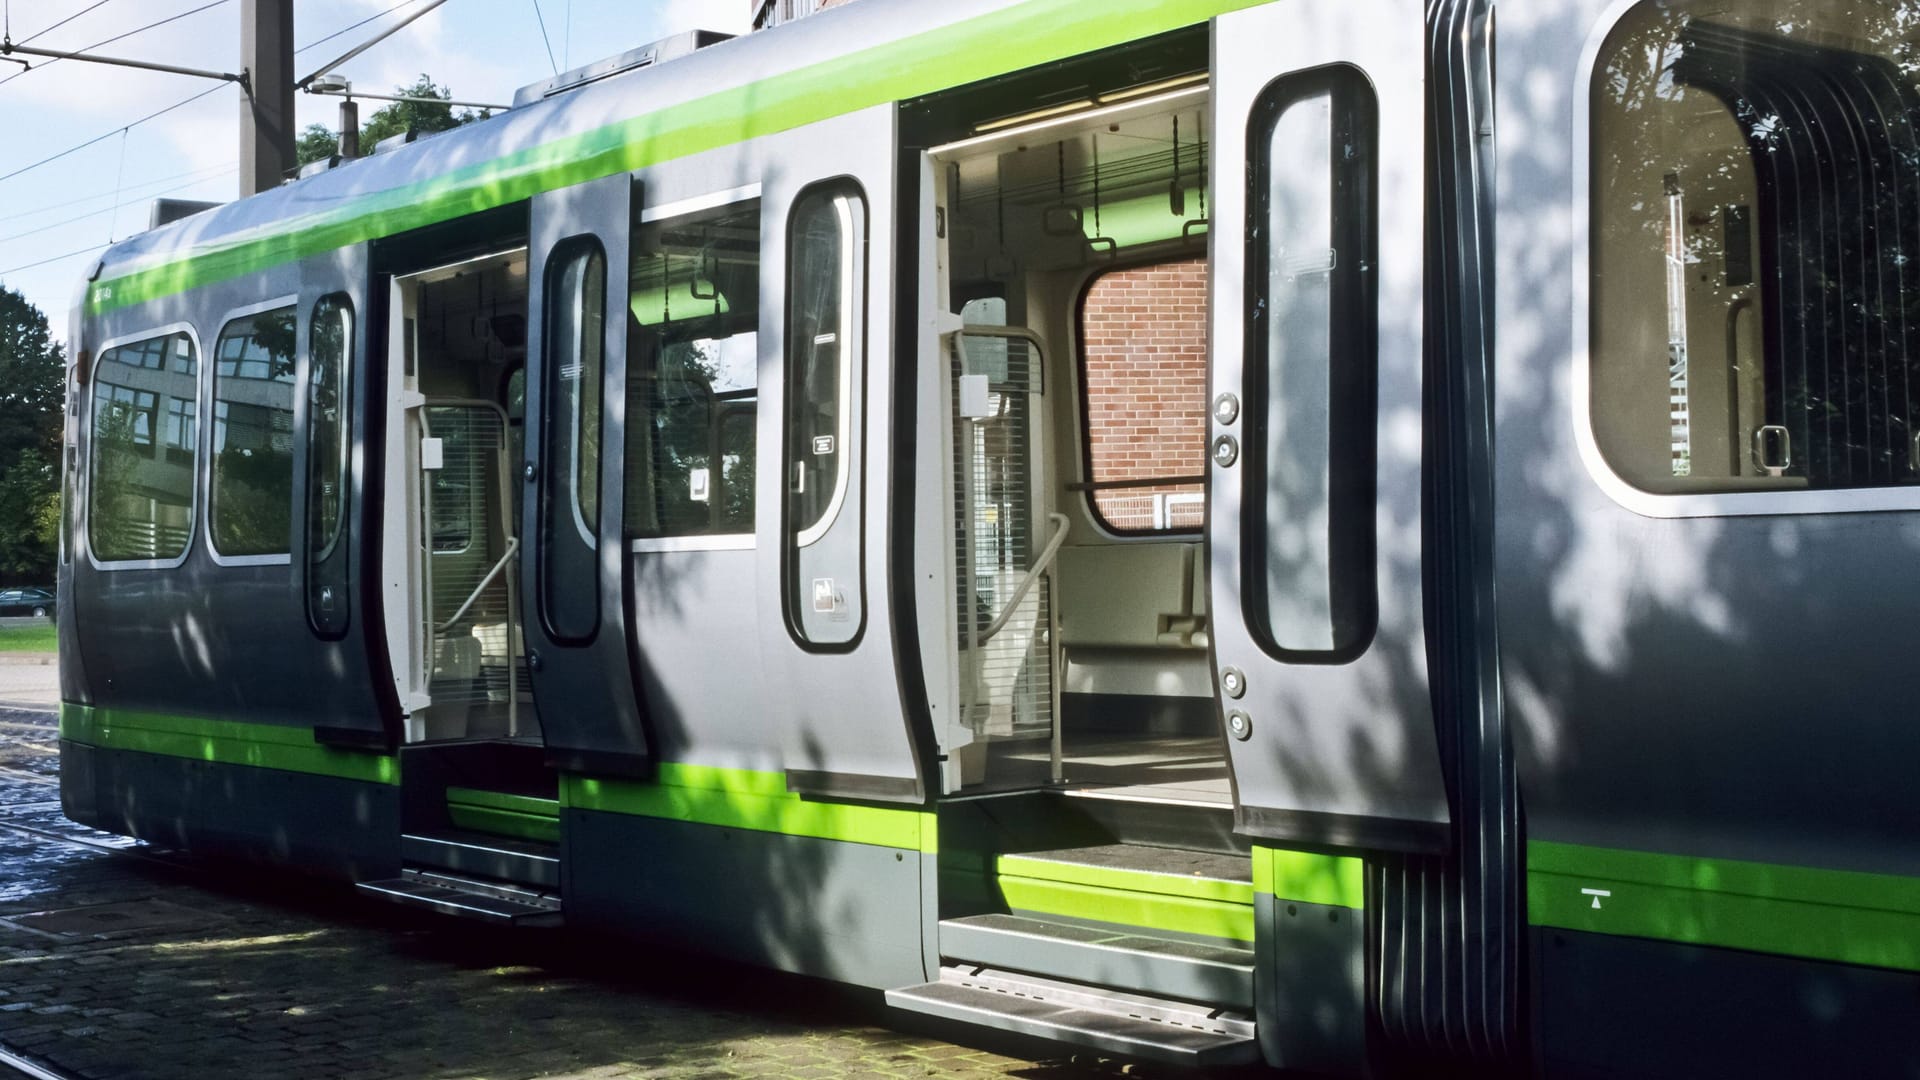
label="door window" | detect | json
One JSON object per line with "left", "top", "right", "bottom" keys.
{"left": 541, "top": 240, "right": 606, "bottom": 642}
{"left": 210, "top": 306, "right": 299, "bottom": 559}
{"left": 1245, "top": 67, "right": 1377, "bottom": 660}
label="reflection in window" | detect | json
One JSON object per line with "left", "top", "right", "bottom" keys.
{"left": 625, "top": 199, "right": 760, "bottom": 538}
{"left": 786, "top": 184, "right": 862, "bottom": 542}
{"left": 211, "top": 307, "right": 297, "bottom": 557}
{"left": 308, "top": 295, "right": 352, "bottom": 560}
{"left": 1592, "top": 0, "right": 1920, "bottom": 492}
{"left": 1079, "top": 258, "right": 1208, "bottom": 534}
{"left": 90, "top": 331, "right": 197, "bottom": 562}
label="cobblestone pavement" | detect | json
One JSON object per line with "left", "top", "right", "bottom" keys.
{"left": 0, "top": 695, "right": 1261, "bottom": 1080}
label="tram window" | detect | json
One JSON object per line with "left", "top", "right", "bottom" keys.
{"left": 307, "top": 295, "right": 352, "bottom": 561}
{"left": 210, "top": 306, "right": 298, "bottom": 559}
{"left": 1591, "top": 0, "right": 1920, "bottom": 494}
{"left": 784, "top": 182, "right": 867, "bottom": 647}
{"left": 89, "top": 330, "right": 198, "bottom": 564}
{"left": 1245, "top": 67, "right": 1377, "bottom": 661}
{"left": 1077, "top": 258, "right": 1208, "bottom": 535}
{"left": 625, "top": 199, "right": 760, "bottom": 539}
{"left": 542, "top": 240, "right": 607, "bottom": 644}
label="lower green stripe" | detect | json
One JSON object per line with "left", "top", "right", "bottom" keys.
{"left": 1529, "top": 840, "right": 1920, "bottom": 972}
{"left": 999, "top": 876, "right": 1255, "bottom": 942}
{"left": 562, "top": 767, "right": 934, "bottom": 852}
{"left": 59, "top": 702, "right": 397, "bottom": 785}
{"left": 449, "top": 804, "right": 562, "bottom": 844}
{"left": 1252, "top": 846, "right": 1366, "bottom": 909}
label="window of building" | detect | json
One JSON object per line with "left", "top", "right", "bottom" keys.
{"left": 210, "top": 306, "right": 297, "bottom": 558}
{"left": 1590, "top": 0, "right": 1920, "bottom": 494}
{"left": 1078, "top": 258, "right": 1208, "bottom": 534}
{"left": 625, "top": 199, "right": 760, "bottom": 539}
{"left": 89, "top": 330, "right": 197, "bottom": 564}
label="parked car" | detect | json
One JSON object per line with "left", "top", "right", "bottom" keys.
{"left": 0, "top": 588, "right": 55, "bottom": 618}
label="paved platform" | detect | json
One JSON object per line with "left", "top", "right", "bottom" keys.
{"left": 0, "top": 703, "right": 1255, "bottom": 1080}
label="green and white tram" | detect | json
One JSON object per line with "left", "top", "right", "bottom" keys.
{"left": 58, "top": 0, "right": 1920, "bottom": 1074}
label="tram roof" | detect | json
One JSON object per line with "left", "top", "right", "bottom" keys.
{"left": 80, "top": 0, "right": 1253, "bottom": 321}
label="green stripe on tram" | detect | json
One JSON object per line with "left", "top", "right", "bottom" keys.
{"left": 85, "top": 0, "right": 1261, "bottom": 315}
{"left": 1252, "top": 846, "right": 1366, "bottom": 910}
{"left": 1529, "top": 839, "right": 1920, "bottom": 973}
{"left": 562, "top": 764, "right": 936, "bottom": 853}
{"left": 58, "top": 702, "right": 398, "bottom": 785}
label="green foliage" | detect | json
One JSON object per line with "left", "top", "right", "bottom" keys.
{"left": 0, "top": 286, "right": 62, "bottom": 584}
{"left": 296, "top": 75, "right": 489, "bottom": 165}
{"left": 295, "top": 123, "right": 341, "bottom": 167}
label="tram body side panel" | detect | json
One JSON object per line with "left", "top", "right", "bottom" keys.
{"left": 62, "top": 251, "right": 399, "bottom": 874}
{"left": 1496, "top": 0, "right": 1920, "bottom": 1074}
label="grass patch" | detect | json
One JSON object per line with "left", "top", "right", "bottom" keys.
{"left": 0, "top": 624, "right": 57, "bottom": 652}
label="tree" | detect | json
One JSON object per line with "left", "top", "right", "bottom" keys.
{"left": 0, "top": 286, "right": 64, "bottom": 584}
{"left": 295, "top": 75, "right": 491, "bottom": 166}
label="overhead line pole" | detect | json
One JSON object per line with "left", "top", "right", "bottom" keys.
{"left": 241, "top": 0, "right": 293, "bottom": 196}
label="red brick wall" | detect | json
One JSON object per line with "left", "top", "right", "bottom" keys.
{"left": 1080, "top": 258, "right": 1208, "bottom": 532}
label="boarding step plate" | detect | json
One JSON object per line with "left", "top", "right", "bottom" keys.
{"left": 887, "top": 965, "right": 1257, "bottom": 1066}
{"left": 940, "top": 913, "right": 1254, "bottom": 1009}
{"left": 402, "top": 830, "right": 560, "bottom": 889}
{"left": 357, "top": 868, "right": 562, "bottom": 926}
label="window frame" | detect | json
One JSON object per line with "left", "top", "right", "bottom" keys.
{"left": 85, "top": 321, "right": 204, "bottom": 572}
{"left": 1572, "top": 0, "right": 1920, "bottom": 519}
{"left": 206, "top": 296, "right": 299, "bottom": 567}
{"left": 779, "top": 177, "right": 869, "bottom": 652}
{"left": 1071, "top": 252, "right": 1211, "bottom": 540}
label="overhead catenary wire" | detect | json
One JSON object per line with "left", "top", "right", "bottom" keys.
{"left": 0, "top": 241, "right": 109, "bottom": 276}
{"left": 295, "top": 0, "right": 418, "bottom": 56}
{"left": 0, "top": 0, "right": 231, "bottom": 88}
{"left": 529, "top": 0, "right": 559, "bottom": 76}
{"left": 0, "top": 166, "right": 235, "bottom": 244}
{"left": 0, "top": 161, "right": 233, "bottom": 225}
{"left": 0, "top": 80, "right": 227, "bottom": 186}
{"left": 18, "top": 0, "right": 116, "bottom": 46}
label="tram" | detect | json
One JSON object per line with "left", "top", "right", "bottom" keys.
{"left": 54, "top": 0, "right": 1920, "bottom": 1074}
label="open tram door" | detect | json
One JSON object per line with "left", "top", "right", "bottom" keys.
{"left": 1205, "top": 0, "right": 1451, "bottom": 853}
{"left": 520, "top": 175, "right": 653, "bottom": 777}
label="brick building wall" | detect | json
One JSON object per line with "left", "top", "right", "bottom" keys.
{"left": 1079, "top": 257, "right": 1208, "bottom": 532}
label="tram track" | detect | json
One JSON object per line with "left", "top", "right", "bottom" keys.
{"left": 0, "top": 1044, "right": 81, "bottom": 1080}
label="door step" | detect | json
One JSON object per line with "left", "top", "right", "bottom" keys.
{"left": 403, "top": 830, "right": 560, "bottom": 889}
{"left": 357, "top": 869, "right": 562, "bottom": 926}
{"left": 996, "top": 843, "right": 1255, "bottom": 944}
{"left": 887, "top": 965, "right": 1257, "bottom": 1066}
{"left": 940, "top": 913, "right": 1253, "bottom": 1009}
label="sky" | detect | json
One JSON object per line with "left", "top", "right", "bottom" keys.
{"left": 0, "top": 0, "right": 752, "bottom": 341}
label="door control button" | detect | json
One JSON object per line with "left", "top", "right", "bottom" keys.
{"left": 1227, "top": 710, "right": 1252, "bottom": 741}
{"left": 1211, "top": 435, "right": 1239, "bottom": 468}
{"left": 1221, "top": 666, "right": 1246, "bottom": 699}
{"left": 1213, "top": 393, "right": 1240, "bottom": 426}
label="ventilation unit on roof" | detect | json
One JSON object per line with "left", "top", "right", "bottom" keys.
{"left": 511, "top": 29, "right": 733, "bottom": 108}
{"left": 148, "top": 199, "right": 221, "bottom": 230}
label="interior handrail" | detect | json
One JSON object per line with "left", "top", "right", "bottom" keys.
{"left": 979, "top": 512, "right": 1070, "bottom": 643}
{"left": 435, "top": 535, "right": 519, "bottom": 634}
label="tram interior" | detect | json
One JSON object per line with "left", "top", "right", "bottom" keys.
{"left": 936, "top": 85, "right": 1229, "bottom": 806}
{"left": 407, "top": 251, "right": 537, "bottom": 745}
